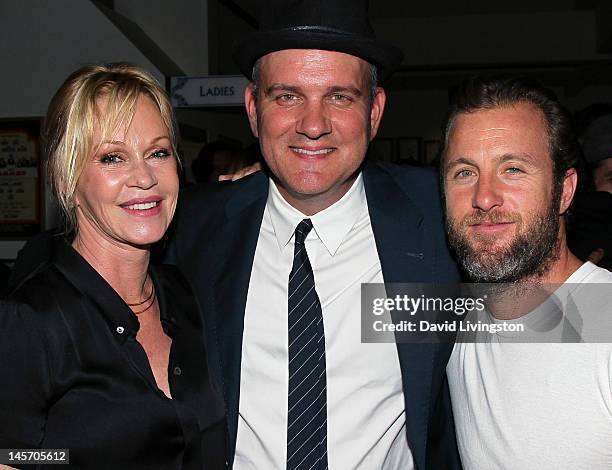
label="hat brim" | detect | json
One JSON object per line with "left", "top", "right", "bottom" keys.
{"left": 233, "top": 30, "right": 404, "bottom": 83}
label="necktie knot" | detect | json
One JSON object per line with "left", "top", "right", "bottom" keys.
{"left": 294, "top": 218, "right": 313, "bottom": 246}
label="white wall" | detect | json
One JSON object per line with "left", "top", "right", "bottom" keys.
{"left": 115, "top": 0, "right": 209, "bottom": 75}
{"left": 0, "top": 0, "right": 163, "bottom": 119}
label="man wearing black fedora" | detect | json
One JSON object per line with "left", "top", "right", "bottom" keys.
{"left": 167, "top": 1, "right": 461, "bottom": 468}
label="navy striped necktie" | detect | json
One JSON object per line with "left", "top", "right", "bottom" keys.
{"left": 286, "top": 219, "right": 328, "bottom": 470}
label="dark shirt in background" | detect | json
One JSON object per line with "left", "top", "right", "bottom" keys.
{"left": 568, "top": 190, "right": 612, "bottom": 272}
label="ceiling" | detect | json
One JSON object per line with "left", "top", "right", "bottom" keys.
{"left": 230, "top": 0, "right": 588, "bottom": 21}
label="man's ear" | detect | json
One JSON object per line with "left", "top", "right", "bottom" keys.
{"left": 559, "top": 168, "right": 578, "bottom": 214}
{"left": 244, "top": 84, "right": 259, "bottom": 138}
{"left": 369, "top": 87, "right": 386, "bottom": 140}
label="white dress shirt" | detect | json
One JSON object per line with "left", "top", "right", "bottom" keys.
{"left": 234, "top": 174, "right": 414, "bottom": 469}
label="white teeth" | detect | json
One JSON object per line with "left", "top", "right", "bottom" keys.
{"left": 124, "top": 201, "right": 158, "bottom": 210}
{"left": 292, "top": 148, "right": 333, "bottom": 155}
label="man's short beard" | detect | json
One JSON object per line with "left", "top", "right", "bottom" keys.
{"left": 446, "top": 186, "right": 562, "bottom": 283}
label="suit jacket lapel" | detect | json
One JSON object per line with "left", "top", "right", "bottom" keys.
{"left": 208, "top": 173, "right": 269, "bottom": 459}
{"left": 363, "top": 162, "right": 427, "bottom": 282}
{"left": 363, "top": 162, "right": 435, "bottom": 470}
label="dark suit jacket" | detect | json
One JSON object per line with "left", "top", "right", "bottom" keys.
{"left": 166, "top": 161, "right": 462, "bottom": 470}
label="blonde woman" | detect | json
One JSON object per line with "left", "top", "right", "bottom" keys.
{"left": 0, "top": 64, "right": 225, "bottom": 469}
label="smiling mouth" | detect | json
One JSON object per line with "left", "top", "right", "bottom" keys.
{"left": 123, "top": 201, "right": 159, "bottom": 210}
{"left": 290, "top": 147, "right": 335, "bottom": 156}
{"left": 119, "top": 198, "right": 163, "bottom": 216}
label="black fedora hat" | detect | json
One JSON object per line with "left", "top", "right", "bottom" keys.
{"left": 233, "top": 0, "right": 404, "bottom": 82}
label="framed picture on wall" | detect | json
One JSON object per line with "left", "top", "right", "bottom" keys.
{"left": 368, "top": 138, "right": 394, "bottom": 162}
{"left": 396, "top": 137, "right": 421, "bottom": 165}
{"left": 424, "top": 139, "right": 442, "bottom": 166}
{"left": 0, "top": 118, "right": 43, "bottom": 239}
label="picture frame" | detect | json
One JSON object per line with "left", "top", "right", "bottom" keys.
{"left": 396, "top": 137, "right": 421, "bottom": 165}
{"left": 0, "top": 118, "right": 43, "bottom": 239}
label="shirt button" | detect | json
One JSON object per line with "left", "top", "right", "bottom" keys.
{"left": 173, "top": 366, "right": 182, "bottom": 376}
{"left": 116, "top": 326, "right": 125, "bottom": 334}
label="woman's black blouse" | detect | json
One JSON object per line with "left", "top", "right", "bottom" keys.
{"left": 0, "top": 237, "right": 226, "bottom": 469}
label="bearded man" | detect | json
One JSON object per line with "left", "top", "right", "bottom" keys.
{"left": 442, "top": 75, "right": 612, "bottom": 469}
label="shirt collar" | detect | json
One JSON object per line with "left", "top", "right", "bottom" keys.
{"left": 267, "top": 172, "right": 366, "bottom": 256}
{"left": 50, "top": 237, "right": 177, "bottom": 342}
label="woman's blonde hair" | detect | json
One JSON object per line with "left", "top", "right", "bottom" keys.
{"left": 44, "top": 62, "right": 179, "bottom": 232}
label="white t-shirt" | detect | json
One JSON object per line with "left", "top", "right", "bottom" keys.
{"left": 448, "top": 262, "right": 612, "bottom": 469}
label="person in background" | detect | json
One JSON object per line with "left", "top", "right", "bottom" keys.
{"left": 583, "top": 118, "right": 612, "bottom": 194}
{"left": 192, "top": 140, "right": 239, "bottom": 183}
{"left": 568, "top": 109, "right": 612, "bottom": 270}
{"left": 442, "top": 74, "right": 612, "bottom": 470}
{"left": 0, "top": 63, "right": 225, "bottom": 469}
{"left": 191, "top": 140, "right": 261, "bottom": 183}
